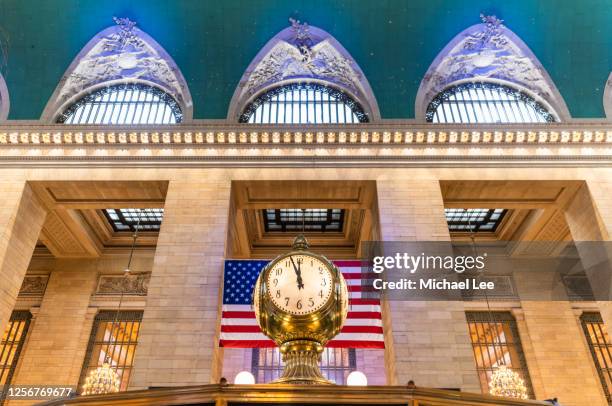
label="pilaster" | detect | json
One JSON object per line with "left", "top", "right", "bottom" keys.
{"left": 375, "top": 179, "right": 480, "bottom": 392}
{"left": 0, "top": 182, "right": 47, "bottom": 338}
{"left": 10, "top": 270, "right": 98, "bottom": 388}
{"left": 130, "top": 177, "right": 231, "bottom": 388}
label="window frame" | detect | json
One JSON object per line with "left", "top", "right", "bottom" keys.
{"left": 0, "top": 311, "right": 32, "bottom": 404}
{"left": 78, "top": 310, "right": 143, "bottom": 393}
{"left": 103, "top": 208, "right": 164, "bottom": 232}
{"left": 426, "top": 82, "right": 555, "bottom": 124}
{"left": 262, "top": 209, "right": 345, "bottom": 233}
{"left": 239, "top": 82, "right": 369, "bottom": 124}
{"left": 56, "top": 82, "right": 183, "bottom": 125}
{"left": 580, "top": 312, "right": 612, "bottom": 404}
{"left": 465, "top": 311, "right": 534, "bottom": 398}
{"left": 444, "top": 208, "right": 507, "bottom": 233}
{"left": 251, "top": 347, "right": 356, "bottom": 384}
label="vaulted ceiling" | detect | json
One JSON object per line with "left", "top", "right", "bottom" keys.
{"left": 0, "top": 0, "right": 610, "bottom": 120}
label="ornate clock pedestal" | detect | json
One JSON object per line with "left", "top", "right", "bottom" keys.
{"left": 274, "top": 340, "right": 331, "bottom": 384}
{"left": 253, "top": 234, "right": 349, "bottom": 385}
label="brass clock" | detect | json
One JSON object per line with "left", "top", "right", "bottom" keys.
{"left": 253, "top": 234, "right": 348, "bottom": 384}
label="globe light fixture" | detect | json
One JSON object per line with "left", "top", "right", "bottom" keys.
{"left": 346, "top": 371, "right": 368, "bottom": 386}
{"left": 234, "top": 371, "right": 255, "bottom": 384}
{"left": 81, "top": 362, "right": 121, "bottom": 395}
{"left": 489, "top": 365, "right": 529, "bottom": 399}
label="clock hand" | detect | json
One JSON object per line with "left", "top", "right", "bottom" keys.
{"left": 289, "top": 256, "right": 305, "bottom": 290}
{"left": 296, "top": 258, "right": 305, "bottom": 290}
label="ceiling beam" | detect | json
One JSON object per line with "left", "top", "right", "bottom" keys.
{"left": 54, "top": 199, "right": 165, "bottom": 210}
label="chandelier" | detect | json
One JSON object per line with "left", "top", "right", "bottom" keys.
{"left": 489, "top": 365, "right": 528, "bottom": 399}
{"left": 81, "top": 363, "right": 121, "bottom": 395}
{"left": 82, "top": 210, "right": 143, "bottom": 396}
{"left": 466, "top": 220, "right": 528, "bottom": 400}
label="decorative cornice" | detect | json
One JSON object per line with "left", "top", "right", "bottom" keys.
{"left": 0, "top": 123, "right": 611, "bottom": 167}
{"left": 0, "top": 123, "right": 611, "bottom": 146}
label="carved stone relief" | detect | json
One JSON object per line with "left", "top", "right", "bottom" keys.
{"left": 96, "top": 273, "right": 150, "bottom": 296}
{"left": 42, "top": 17, "right": 192, "bottom": 122}
{"left": 242, "top": 25, "right": 361, "bottom": 96}
{"left": 19, "top": 275, "right": 49, "bottom": 296}
{"left": 228, "top": 19, "right": 380, "bottom": 121}
{"left": 416, "top": 14, "right": 570, "bottom": 121}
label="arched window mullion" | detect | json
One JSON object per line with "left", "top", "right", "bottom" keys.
{"left": 505, "top": 95, "right": 520, "bottom": 123}
{"left": 58, "top": 83, "right": 182, "bottom": 125}
{"left": 426, "top": 82, "right": 554, "bottom": 124}
{"left": 239, "top": 83, "right": 368, "bottom": 124}
{"left": 469, "top": 87, "right": 484, "bottom": 123}
{"left": 456, "top": 89, "right": 470, "bottom": 123}
{"left": 480, "top": 86, "right": 496, "bottom": 122}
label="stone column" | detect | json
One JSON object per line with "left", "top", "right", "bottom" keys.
{"left": 376, "top": 179, "right": 480, "bottom": 392}
{"left": 514, "top": 271, "right": 607, "bottom": 404}
{"left": 130, "top": 178, "right": 231, "bottom": 388}
{"left": 0, "top": 182, "right": 47, "bottom": 337}
{"left": 565, "top": 183, "right": 612, "bottom": 342}
{"left": 11, "top": 269, "right": 98, "bottom": 387}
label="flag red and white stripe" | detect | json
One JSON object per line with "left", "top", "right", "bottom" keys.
{"left": 219, "top": 260, "right": 384, "bottom": 349}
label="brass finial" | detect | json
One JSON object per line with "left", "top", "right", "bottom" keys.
{"left": 292, "top": 234, "right": 310, "bottom": 250}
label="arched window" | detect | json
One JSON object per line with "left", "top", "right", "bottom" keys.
{"left": 42, "top": 17, "right": 192, "bottom": 123}
{"left": 416, "top": 15, "right": 569, "bottom": 122}
{"left": 57, "top": 83, "right": 182, "bottom": 124}
{"left": 228, "top": 19, "right": 379, "bottom": 122}
{"left": 426, "top": 82, "right": 554, "bottom": 123}
{"left": 604, "top": 72, "right": 612, "bottom": 120}
{"left": 239, "top": 83, "right": 368, "bottom": 124}
{"left": 0, "top": 73, "right": 9, "bottom": 121}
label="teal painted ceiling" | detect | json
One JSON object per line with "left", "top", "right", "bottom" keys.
{"left": 0, "top": 0, "right": 610, "bottom": 120}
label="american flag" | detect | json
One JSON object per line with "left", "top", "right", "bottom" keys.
{"left": 220, "top": 260, "right": 385, "bottom": 349}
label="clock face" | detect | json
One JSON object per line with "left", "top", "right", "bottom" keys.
{"left": 266, "top": 254, "right": 334, "bottom": 316}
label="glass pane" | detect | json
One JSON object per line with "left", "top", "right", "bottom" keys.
{"left": 581, "top": 313, "right": 612, "bottom": 402}
{"left": 466, "top": 312, "right": 533, "bottom": 398}
{"left": 59, "top": 84, "right": 182, "bottom": 124}
{"left": 104, "top": 208, "right": 164, "bottom": 232}
{"left": 445, "top": 208, "right": 507, "bottom": 233}
{"left": 262, "top": 209, "right": 344, "bottom": 233}
{"left": 79, "top": 311, "right": 143, "bottom": 393}
{"left": 240, "top": 83, "right": 367, "bottom": 124}
{"left": 426, "top": 83, "right": 554, "bottom": 124}
{"left": 0, "top": 312, "right": 31, "bottom": 393}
